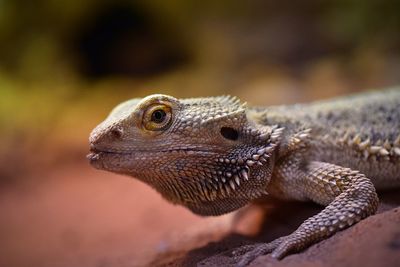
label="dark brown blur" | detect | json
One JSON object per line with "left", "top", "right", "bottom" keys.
{"left": 1, "top": 1, "right": 400, "bottom": 267}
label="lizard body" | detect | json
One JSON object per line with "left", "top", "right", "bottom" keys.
{"left": 257, "top": 89, "right": 400, "bottom": 192}
{"left": 88, "top": 88, "right": 400, "bottom": 265}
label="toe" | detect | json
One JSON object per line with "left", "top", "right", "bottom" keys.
{"left": 235, "top": 241, "right": 280, "bottom": 267}
{"left": 271, "top": 239, "right": 294, "bottom": 259}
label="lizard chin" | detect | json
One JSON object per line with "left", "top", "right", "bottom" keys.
{"left": 87, "top": 152, "right": 102, "bottom": 168}
{"left": 86, "top": 148, "right": 136, "bottom": 173}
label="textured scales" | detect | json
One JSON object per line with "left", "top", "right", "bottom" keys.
{"left": 88, "top": 88, "right": 400, "bottom": 266}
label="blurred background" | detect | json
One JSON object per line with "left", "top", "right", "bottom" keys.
{"left": 0, "top": 1, "right": 399, "bottom": 266}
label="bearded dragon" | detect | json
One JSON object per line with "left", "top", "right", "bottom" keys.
{"left": 88, "top": 88, "right": 400, "bottom": 266}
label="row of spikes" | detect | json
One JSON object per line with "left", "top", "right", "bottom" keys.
{"left": 212, "top": 125, "right": 283, "bottom": 170}
{"left": 338, "top": 132, "right": 400, "bottom": 159}
{"left": 251, "top": 125, "right": 284, "bottom": 142}
{"left": 287, "top": 128, "right": 312, "bottom": 151}
{"left": 195, "top": 125, "right": 284, "bottom": 201}
{"left": 197, "top": 170, "right": 268, "bottom": 202}
{"left": 186, "top": 95, "right": 246, "bottom": 114}
{"left": 200, "top": 145, "right": 277, "bottom": 201}
{"left": 188, "top": 95, "right": 243, "bottom": 107}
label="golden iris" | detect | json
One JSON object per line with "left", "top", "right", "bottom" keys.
{"left": 142, "top": 104, "right": 172, "bottom": 131}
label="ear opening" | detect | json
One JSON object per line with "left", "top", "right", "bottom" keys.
{"left": 220, "top": 127, "right": 239, "bottom": 141}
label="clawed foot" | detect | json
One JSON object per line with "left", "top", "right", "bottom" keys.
{"left": 230, "top": 235, "right": 299, "bottom": 266}
{"left": 197, "top": 233, "right": 305, "bottom": 266}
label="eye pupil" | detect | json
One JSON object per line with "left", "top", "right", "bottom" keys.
{"left": 151, "top": 109, "right": 166, "bottom": 123}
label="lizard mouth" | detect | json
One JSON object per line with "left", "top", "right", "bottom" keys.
{"left": 87, "top": 147, "right": 119, "bottom": 160}
{"left": 87, "top": 145, "right": 221, "bottom": 176}
{"left": 88, "top": 145, "right": 218, "bottom": 156}
{"left": 87, "top": 145, "right": 219, "bottom": 166}
{"left": 86, "top": 146, "right": 130, "bottom": 168}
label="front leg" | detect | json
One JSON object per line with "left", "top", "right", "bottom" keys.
{"left": 235, "top": 161, "right": 379, "bottom": 266}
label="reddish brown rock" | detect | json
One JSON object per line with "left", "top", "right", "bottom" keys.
{"left": 150, "top": 191, "right": 400, "bottom": 267}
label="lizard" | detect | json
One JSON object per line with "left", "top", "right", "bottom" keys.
{"left": 88, "top": 88, "right": 400, "bottom": 266}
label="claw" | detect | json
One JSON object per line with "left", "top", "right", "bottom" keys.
{"left": 233, "top": 238, "right": 285, "bottom": 266}
{"left": 271, "top": 239, "right": 293, "bottom": 259}
{"left": 236, "top": 245, "right": 273, "bottom": 267}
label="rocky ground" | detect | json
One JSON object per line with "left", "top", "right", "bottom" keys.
{"left": 150, "top": 191, "right": 400, "bottom": 267}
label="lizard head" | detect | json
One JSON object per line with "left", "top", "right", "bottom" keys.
{"left": 88, "top": 94, "right": 283, "bottom": 216}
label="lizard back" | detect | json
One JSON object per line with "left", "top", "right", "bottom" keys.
{"left": 254, "top": 88, "right": 400, "bottom": 189}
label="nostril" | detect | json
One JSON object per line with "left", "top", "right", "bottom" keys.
{"left": 110, "top": 127, "right": 123, "bottom": 139}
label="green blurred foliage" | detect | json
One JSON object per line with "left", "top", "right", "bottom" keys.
{"left": 0, "top": 0, "right": 399, "bottom": 80}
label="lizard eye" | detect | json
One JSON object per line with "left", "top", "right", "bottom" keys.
{"left": 143, "top": 104, "right": 172, "bottom": 131}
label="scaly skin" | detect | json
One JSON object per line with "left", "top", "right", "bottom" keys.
{"left": 88, "top": 88, "right": 400, "bottom": 266}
